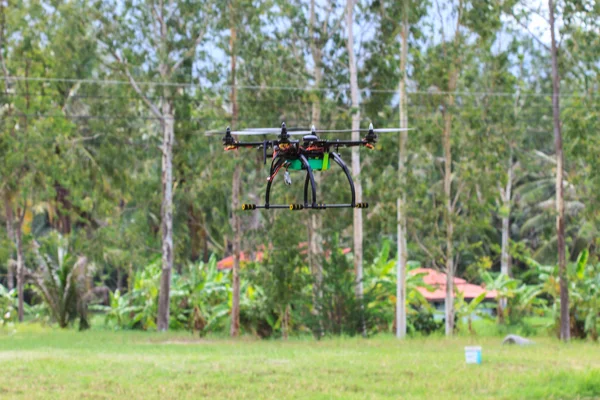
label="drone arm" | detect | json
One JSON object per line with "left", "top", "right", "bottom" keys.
{"left": 324, "top": 139, "right": 376, "bottom": 149}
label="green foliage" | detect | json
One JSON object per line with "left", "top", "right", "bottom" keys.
{"left": 1, "top": 0, "right": 599, "bottom": 341}
{"left": 481, "top": 271, "right": 545, "bottom": 328}
{"left": 408, "top": 308, "right": 443, "bottom": 336}
{"left": 29, "top": 233, "right": 93, "bottom": 330}
{"left": 96, "top": 256, "right": 231, "bottom": 334}
{"left": 531, "top": 250, "right": 600, "bottom": 340}
{"left": 0, "top": 284, "right": 17, "bottom": 325}
{"left": 313, "top": 240, "right": 373, "bottom": 336}
{"left": 171, "top": 256, "right": 231, "bottom": 334}
{"left": 363, "top": 241, "right": 432, "bottom": 332}
{"left": 454, "top": 291, "right": 489, "bottom": 334}
{"left": 94, "top": 258, "right": 161, "bottom": 330}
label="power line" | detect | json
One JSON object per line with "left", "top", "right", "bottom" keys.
{"left": 0, "top": 113, "right": 215, "bottom": 122}
{"left": 5, "top": 76, "right": 597, "bottom": 98}
{"left": 3, "top": 92, "right": 599, "bottom": 113}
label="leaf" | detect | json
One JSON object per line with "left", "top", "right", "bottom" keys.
{"left": 576, "top": 249, "right": 589, "bottom": 280}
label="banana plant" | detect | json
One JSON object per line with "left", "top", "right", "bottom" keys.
{"left": 529, "top": 250, "right": 600, "bottom": 340}
{"left": 364, "top": 241, "right": 431, "bottom": 330}
{"left": 480, "top": 271, "right": 519, "bottom": 324}
{"left": 454, "top": 291, "right": 489, "bottom": 335}
{"left": 172, "top": 255, "right": 231, "bottom": 334}
{"left": 93, "top": 257, "right": 161, "bottom": 330}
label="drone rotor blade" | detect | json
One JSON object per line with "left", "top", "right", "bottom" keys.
{"left": 229, "top": 128, "right": 311, "bottom": 135}
{"left": 372, "top": 128, "right": 415, "bottom": 133}
{"left": 229, "top": 130, "right": 276, "bottom": 135}
{"left": 242, "top": 128, "right": 282, "bottom": 132}
{"left": 313, "top": 128, "right": 414, "bottom": 133}
{"left": 243, "top": 127, "right": 307, "bottom": 132}
{"left": 285, "top": 131, "right": 314, "bottom": 136}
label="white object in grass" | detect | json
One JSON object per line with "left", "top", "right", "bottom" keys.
{"left": 465, "top": 346, "right": 482, "bottom": 364}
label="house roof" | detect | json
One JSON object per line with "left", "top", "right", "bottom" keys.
{"left": 410, "top": 268, "right": 496, "bottom": 301}
{"left": 217, "top": 242, "right": 352, "bottom": 270}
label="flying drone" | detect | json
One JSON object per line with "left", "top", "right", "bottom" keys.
{"left": 218, "top": 122, "right": 410, "bottom": 211}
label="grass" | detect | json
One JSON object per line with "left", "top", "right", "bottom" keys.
{"left": 1, "top": 324, "right": 600, "bottom": 399}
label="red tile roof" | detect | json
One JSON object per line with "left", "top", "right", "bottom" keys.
{"left": 217, "top": 243, "right": 351, "bottom": 270}
{"left": 411, "top": 268, "right": 496, "bottom": 301}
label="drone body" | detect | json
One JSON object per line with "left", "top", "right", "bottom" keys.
{"left": 220, "top": 122, "right": 409, "bottom": 211}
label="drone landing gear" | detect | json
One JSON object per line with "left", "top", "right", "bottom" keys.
{"left": 242, "top": 152, "right": 366, "bottom": 211}
{"left": 242, "top": 203, "right": 368, "bottom": 210}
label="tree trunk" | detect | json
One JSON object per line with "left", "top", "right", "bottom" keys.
{"left": 282, "top": 304, "right": 290, "bottom": 340}
{"left": 128, "top": 263, "right": 133, "bottom": 293}
{"left": 229, "top": 20, "right": 241, "bottom": 337}
{"left": 346, "top": 0, "right": 365, "bottom": 337}
{"left": 4, "top": 194, "right": 14, "bottom": 290}
{"left": 549, "top": 0, "right": 569, "bottom": 342}
{"left": 308, "top": 0, "right": 324, "bottom": 334}
{"left": 396, "top": 0, "right": 409, "bottom": 339}
{"left": 154, "top": 1, "right": 175, "bottom": 332}
{"left": 500, "top": 150, "right": 513, "bottom": 279}
{"left": 15, "top": 213, "right": 24, "bottom": 322}
{"left": 230, "top": 164, "right": 241, "bottom": 337}
{"left": 157, "top": 99, "right": 175, "bottom": 332}
{"left": 54, "top": 182, "right": 72, "bottom": 235}
{"left": 188, "top": 204, "right": 199, "bottom": 262}
{"left": 499, "top": 149, "right": 514, "bottom": 313}
{"left": 116, "top": 267, "right": 123, "bottom": 293}
{"left": 443, "top": 95, "right": 455, "bottom": 336}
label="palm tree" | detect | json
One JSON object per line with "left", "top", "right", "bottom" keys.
{"left": 27, "top": 233, "right": 93, "bottom": 330}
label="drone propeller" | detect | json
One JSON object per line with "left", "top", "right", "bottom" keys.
{"left": 230, "top": 127, "right": 311, "bottom": 135}
{"left": 302, "top": 128, "right": 413, "bottom": 134}
{"left": 209, "top": 123, "right": 413, "bottom": 136}
{"left": 243, "top": 127, "right": 306, "bottom": 132}
{"left": 227, "top": 130, "right": 312, "bottom": 136}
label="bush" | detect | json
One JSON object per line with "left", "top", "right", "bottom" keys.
{"left": 408, "top": 307, "right": 443, "bottom": 335}
{"left": 96, "top": 256, "right": 231, "bottom": 333}
{"left": 532, "top": 250, "right": 600, "bottom": 340}
{"left": 0, "top": 284, "right": 17, "bottom": 325}
{"left": 28, "top": 233, "right": 93, "bottom": 330}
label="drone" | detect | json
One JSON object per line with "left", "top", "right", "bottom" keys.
{"left": 219, "top": 122, "right": 410, "bottom": 211}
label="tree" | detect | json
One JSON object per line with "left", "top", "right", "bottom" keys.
{"left": 98, "top": 1, "right": 213, "bottom": 331}
{"left": 346, "top": 0, "right": 366, "bottom": 337}
{"left": 396, "top": 0, "right": 409, "bottom": 339}
{"left": 29, "top": 233, "right": 93, "bottom": 330}
{"left": 548, "top": 0, "right": 569, "bottom": 342}
{"left": 360, "top": 0, "right": 427, "bottom": 338}
{"left": 229, "top": 1, "right": 242, "bottom": 338}
{"left": 504, "top": 0, "right": 570, "bottom": 341}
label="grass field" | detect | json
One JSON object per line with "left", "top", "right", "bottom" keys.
{"left": 1, "top": 325, "right": 600, "bottom": 399}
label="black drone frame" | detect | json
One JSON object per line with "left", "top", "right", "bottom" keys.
{"left": 223, "top": 123, "right": 374, "bottom": 211}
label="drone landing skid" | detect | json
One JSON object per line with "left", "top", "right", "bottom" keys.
{"left": 242, "top": 203, "right": 368, "bottom": 211}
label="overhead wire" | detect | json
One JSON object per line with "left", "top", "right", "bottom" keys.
{"left": 4, "top": 76, "right": 598, "bottom": 98}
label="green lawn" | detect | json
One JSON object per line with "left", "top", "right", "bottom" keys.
{"left": 1, "top": 325, "right": 600, "bottom": 399}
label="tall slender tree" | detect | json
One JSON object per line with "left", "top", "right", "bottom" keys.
{"left": 0, "top": 1, "right": 14, "bottom": 292}
{"left": 229, "top": 3, "right": 241, "bottom": 337}
{"left": 439, "top": 1, "right": 462, "bottom": 336}
{"left": 396, "top": 0, "right": 409, "bottom": 339}
{"left": 308, "top": 0, "right": 324, "bottom": 328}
{"left": 504, "top": 0, "right": 570, "bottom": 340}
{"left": 346, "top": 0, "right": 365, "bottom": 336}
{"left": 548, "top": 0, "right": 569, "bottom": 342}
{"left": 99, "top": 1, "right": 213, "bottom": 331}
